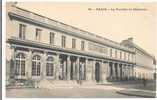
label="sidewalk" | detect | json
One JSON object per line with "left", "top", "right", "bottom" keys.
{"left": 117, "top": 89, "right": 156, "bottom": 98}
{"left": 101, "top": 80, "right": 156, "bottom": 91}
{"left": 100, "top": 80, "right": 156, "bottom": 98}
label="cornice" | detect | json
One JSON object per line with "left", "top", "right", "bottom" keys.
{"left": 7, "top": 37, "right": 135, "bottom": 65}
{"left": 123, "top": 40, "right": 155, "bottom": 59}
{"left": 135, "top": 63, "right": 155, "bottom": 70}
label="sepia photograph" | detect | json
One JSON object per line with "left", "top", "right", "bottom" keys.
{"left": 4, "top": 1, "right": 156, "bottom": 98}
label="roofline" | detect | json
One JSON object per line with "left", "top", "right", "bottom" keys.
{"left": 14, "top": 6, "right": 121, "bottom": 45}
{"left": 9, "top": 5, "right": 134, "bottom": 53}
{"left": 122, "top": 39, "right": 155, "bottom": 59}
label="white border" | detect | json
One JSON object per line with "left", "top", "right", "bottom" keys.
{"left": 4, "top": 0, "right": 157, "bottom": 2}
{"left": 2, "top": 0, "right": 6, "bottom": 100}
{"left": 2, "top": 0, "right": 157, "bottom": 100}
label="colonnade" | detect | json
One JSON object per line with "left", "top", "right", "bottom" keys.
{"left": 10, "top": 47, "right": 134, "bottom": 83}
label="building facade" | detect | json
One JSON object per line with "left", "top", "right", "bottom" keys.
{"left": 6, "top": 3, "right": 155, "bottom": 87}
{"left": 121, "top": 38, "right": 156, "bottom": 80}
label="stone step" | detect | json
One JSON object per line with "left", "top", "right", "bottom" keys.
{"left": 37, "top": 79, "right": 81, "bottom": 88}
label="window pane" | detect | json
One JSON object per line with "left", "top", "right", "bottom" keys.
{"left": 50, "top": 32, "right": 54, "bottom": 45}
{"left": 37, "top": 55, "right": 41, "bottom": 60}
{"left": 32, "top": 61, "right": 36, "bottom": 76}
{"left": 35, "top": 28, "right": 41, "bottom": 41}
{"left": 21, "top": 61, "right": 25, "bottom": 76}
{"left": 19, "top": 24, "right": 26, "bottom": 39}
{"left": 37, "top": 62, "right": 40, "bottom": 76}
{"left": 46, "top": 63, "right": 54, "bottom": 76}
{"left": 33, "top": 55, "right": 41, "bottom": 60}
{"left": 110, "top": 49, "right": 112, "bottom": 57}
{"left": 16, "top": 53, "right": 20, "bottom": 58}
{"left": 15, "top": 60, "right": 20, "bottom": 75}
{"left": 81, "top": 41, "right": 85, "bottom": 50}
{"left": 15, "top": 53, "right": 26, "bottom": 76}
{"left": 72, "top": 38, "right": 76, "bottom": 49}
{"left": 62, "top": 36, "right": 66, "bottom": 48}
{"left": 47, "top": 57, "right": 54, "bottom": 61}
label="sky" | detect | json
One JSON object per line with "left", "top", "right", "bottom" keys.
{"left": 16, "top": 2, "right": 156, "bottom": 56}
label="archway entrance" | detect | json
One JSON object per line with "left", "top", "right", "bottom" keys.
{"left": 95, "top": 62, "right": 100, "bottom": 82}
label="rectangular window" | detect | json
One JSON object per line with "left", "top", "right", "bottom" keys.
{"left": 132, "top": 54, "right": 134, "bottom": 62}
{"left": 35, "top": 28, "right": 41, "bottom": 41}
{"left": 15, "top": 60, "right": 20, "bottom": 75}
{"left": 81, "top": 41, "right": 85, "bottom": 51}
{"left": 120, "top": 51, "right": 122, "bottom": 59}
{"left": 115, "top": 50, "right": 117, "bottom": 58}
{"left": 72, "top": 38, "right": 76, "bottom": 49}
{"left": 124, "top": 52, "right": 126, "bottom": 60}
{"left": 32, "top": 62, "right": 36, "bottom": 76}
{"left": 46, "top": 63, "right": 54, "bottom": 76}
{"left": 19, "top": 24, "right": 26, "bottom": 39}
{"left": 50, "top": 32, "right": 55, "bottom": 45}
{"left": 128, "top": 53, "right": 130, "bottom": 61}
{"left": 21, "top": 61, "right": 25, "bottom": 76}
{"left": 37, "top": 63, "right": 40, "bottom": 76}
{"left": 110, "top": 48, "right": 112, "bottom": 57}
{"left": 61, "top": 35, "right": 66, "bottom": 48}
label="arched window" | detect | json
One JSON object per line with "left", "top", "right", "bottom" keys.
{"left": 46, "top": 56, "right": 54, "bottom": 76}
{"left": 32, "top": 55, "right": 41, "bottom": 76}
{"left": 15, "top": 53, "right": 26, "bottom": 76}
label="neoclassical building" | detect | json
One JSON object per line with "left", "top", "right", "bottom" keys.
{"left": 6, "top": 3, "right": 156, "bottom": 87}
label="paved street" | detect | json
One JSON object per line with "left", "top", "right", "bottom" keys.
{"left": 6, "top": 80, "right": 156, "bottom": 98}
{"left": 6, "top": 86, "right": 138, "bottom": 98}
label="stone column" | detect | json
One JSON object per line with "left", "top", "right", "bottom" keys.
{"left": 79, "top": 60, "right": 81, "bottom": 81}
{"left": 122, "top": 64, "right": 125, "bottom": 80}
{"left": 119, "top": 64, "right": 122, "bottom": 80}
{"left": 127, "top": 65, "right": 130, "bottom": 80}
{"left": 100, "top": 61, "right": 103, "bottom": 82}
{"left": 85, "top": 58, "right": 91, "bottom": 81}
{"left": 9, "top": 46, "right": 15, "bottom": 79}
{"left": 102, "top": 61, "right": 107, "bottom": 83}
{"left": 115, "top": 63, "right": 118, "bottom": 80}
{"left": 55, "top": 54, "right": 60, "bottom": 80}
{"left": 108, "top": 62, "right": 112, "bottom": 78}
{"left": 130, "top": 65, "right": 133, "bottom": 79}
{"left": 117, "top": 63, "right": 121, "bottom": 80}
{"left": 125, "top": 65, "right": 128, "bottom": 79}
{"left": 128, "top": 65, "right": 131, "bottom": 79}
{"left": 106, "top": 62, "right": 110, "bottom": 78}
{"left": 73, "top": 61, "right": 76, "bottom": 80}
{"left": 112, "top": 62, "right": 115, "bottom": 79}
{"left": 63, "top": 60, "right": 66, "bottom": 80}
{"left": 76, "top": 57, "right": 80, "bottom": 80}
{"left": 83, "top": 62, "right": 86, "bottom": 80}
{"left": 131, "top": 65, "right": 134, "bottom": 78}
{"left": 85, "top": 58, "right": 88, "bottom": 80}
{"left": 81, "top": 62, "right": 84, "bottom": 80}
{"left": 41, "top": 52, "right": 47, "bottom": 79}
{"left": 27, "top": 50, "right": 32, "bottom": 79}
{"left": 124, "top": 65, "right": 127, "bottom": 80}
{"left": 67, "top": 56, "right": 71, "bottom": 80}
{"left": 91, "top": 60, "right": 95, "bottom": 81}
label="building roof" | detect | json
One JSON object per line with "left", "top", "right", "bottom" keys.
{"left": 121, "top": 38, "right": 155, "bottom": 60}
{"left": 9, "top": 5, "right": 134, "bottom": 53}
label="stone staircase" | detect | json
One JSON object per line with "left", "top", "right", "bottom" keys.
{"left": 37, "top": 79, "right": 115, "bottom": 89}
{"left": 7, "top": 79, "right": 112, "bottom": 89}
{"left": 37, "top": 79, "right": 80, "bottom": 89}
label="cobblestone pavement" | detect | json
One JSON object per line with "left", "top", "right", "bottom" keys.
{"left": 6, "top": 85, "right": 138, "bottom": 98}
